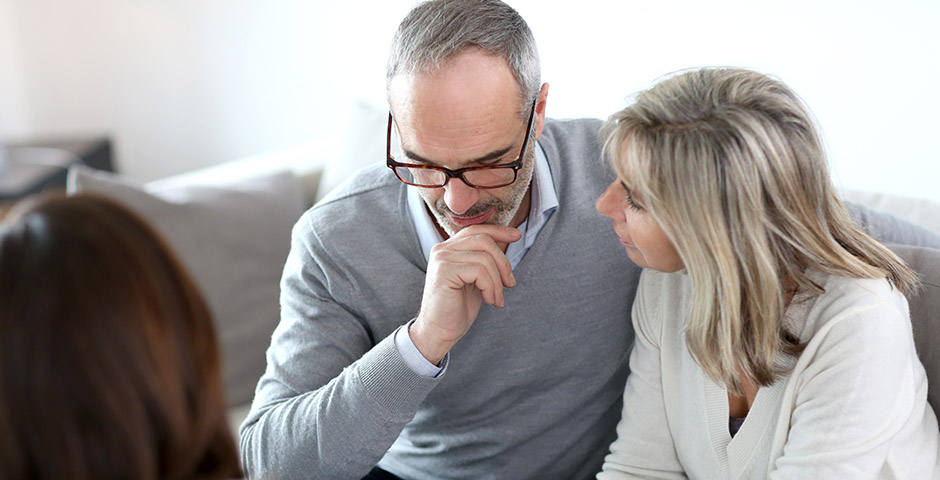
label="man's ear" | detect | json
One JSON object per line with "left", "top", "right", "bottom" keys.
{"left": 533, "top": 82, "right": 550, "bottom": 140}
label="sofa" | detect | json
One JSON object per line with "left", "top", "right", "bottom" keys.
{"left": 65, "top": 101, "right": 388, "bottom": 432}
{"left": 65, "top": 101, "right": 940, "bottom": 434}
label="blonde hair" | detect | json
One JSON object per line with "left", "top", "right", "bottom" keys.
{"left": 601, "top": 67, "right": 917, "bottom": 393}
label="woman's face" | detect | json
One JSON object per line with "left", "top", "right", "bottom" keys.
{"left": 595, "top": 180, "right": 684, "bottom": 273}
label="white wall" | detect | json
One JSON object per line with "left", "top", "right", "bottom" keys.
{"left": 520, "top": 0, "right": 940, "bottom": 202}
{"left": 0, "top": 0, "right": 30, "bottom": 137}
{"left": 1, "top": 0, "right": 938, "bottom": 201}
{"left": 2, "top": 0, "right": 399, "bottom": 180}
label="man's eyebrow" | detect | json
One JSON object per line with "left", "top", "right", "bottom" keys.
{"left": 401, "top": 145, "right": 514, "bottom": 168}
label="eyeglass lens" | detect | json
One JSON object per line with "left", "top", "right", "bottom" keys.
{"left": 393, "top": 166, "right": 516, "bottom": 188}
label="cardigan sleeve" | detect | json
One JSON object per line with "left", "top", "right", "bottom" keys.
{"left": 598, "top": 273, "right": 688, "bottom": 480}
{"left": 769, "top": 282, "right": 931, "bottom": 478}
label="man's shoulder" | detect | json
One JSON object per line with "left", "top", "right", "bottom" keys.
{"left": 539, "top": 117, "right": 614, "bottom": 197}
{"left": 540, "top": 117, "right": 605, "bottom": 169}
{"left": 542, "top": 117, "right": 604, "bottom": 144}
{"left": 297, "top": 164, "right": 408, "bottom": 236}
{"left": 315, "top": 163, "right": 402, "bottom": 208}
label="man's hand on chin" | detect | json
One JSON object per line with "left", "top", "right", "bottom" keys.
{"left": 410, "top": 225, "right": 522, "bottom": 365}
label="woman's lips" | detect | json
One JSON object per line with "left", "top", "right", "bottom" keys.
{"left": 450, "top": 209, "right": 493, "bottom": 227}
{"left": 618, "top": 237, "right": 634, "bottom": 248}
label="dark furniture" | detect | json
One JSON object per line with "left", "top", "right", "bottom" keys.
{"left": 0, "top": 136, "right": 114, "bottom": 202}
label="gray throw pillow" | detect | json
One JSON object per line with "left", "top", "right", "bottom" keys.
{"left": 67, "top": 165, "right": 304, "bottom": 407}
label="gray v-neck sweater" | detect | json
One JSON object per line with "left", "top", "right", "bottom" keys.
{"left": 239, "top": 118, "right": 642, "bottom": 479}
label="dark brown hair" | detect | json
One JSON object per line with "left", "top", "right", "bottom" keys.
{"left": 0, "top": 193, "right": 241, "bottom": 480}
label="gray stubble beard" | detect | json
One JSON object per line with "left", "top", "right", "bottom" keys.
{"left": 420, "top": 146, "right": 536, "bottom": 237}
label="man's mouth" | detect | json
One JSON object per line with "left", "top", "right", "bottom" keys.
{"left": 450, "top": 209, "right": 493, "bottom": 227}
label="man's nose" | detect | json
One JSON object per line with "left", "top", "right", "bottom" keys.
{"left": 442, "top": 177, "right": 480, "bottom": 214}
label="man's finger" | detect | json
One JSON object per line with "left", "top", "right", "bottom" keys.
{"left": 453, "top": 224, "right": 522, "bottom": 244}
{"left": 446, "top": 226, "right": 520, "bottom": 287}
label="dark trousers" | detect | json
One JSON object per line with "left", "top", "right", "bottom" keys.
{"left": 361, "top": 466, "right": 403, "bottom": 480}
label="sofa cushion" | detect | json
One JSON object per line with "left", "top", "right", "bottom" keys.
{"left": 67, "top": 165, "right": 304, "bottom": 407}
{"left": 844, "top": 189, "right": 940, "bottom": 238}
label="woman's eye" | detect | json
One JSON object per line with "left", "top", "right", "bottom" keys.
{"left": 621, "top": 182, "right": 644, "bottom": 212}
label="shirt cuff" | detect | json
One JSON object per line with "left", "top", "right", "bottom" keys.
{"left": 393, "top": 319, "right": 447, "bottom": 378}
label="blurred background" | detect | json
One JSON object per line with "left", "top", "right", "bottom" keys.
{"left": 1, "top": 0, "right": 937, "bottom": 199}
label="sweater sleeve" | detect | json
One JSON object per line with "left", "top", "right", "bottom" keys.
{"left": 598, "top": 273, "right": 688, "bottom": 480}
{"left": 769, "top": 283, "right": 929, "bottom": 478}
{"left": 238, "top": 213, "right": 440, "bottom": 479}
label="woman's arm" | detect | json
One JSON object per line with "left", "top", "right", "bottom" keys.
{"left": 598, "top": 274, "right": 687, "bottom": 480}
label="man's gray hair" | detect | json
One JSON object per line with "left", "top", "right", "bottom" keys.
{"left": 387, "top": 0, "right": 541, "bottom": 118}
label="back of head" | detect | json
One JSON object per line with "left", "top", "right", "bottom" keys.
{"left": 387, "top": 0, "right": 540, "bottom": 117}
{"left": 601, "top": 67, "right": 915, "bottom": 391}
{"left": 0, "top": 194, "right": 241, "bottom": 480}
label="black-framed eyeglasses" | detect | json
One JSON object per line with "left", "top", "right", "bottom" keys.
{"left": 386, "top": 98, "right": 537, "bottom": 189}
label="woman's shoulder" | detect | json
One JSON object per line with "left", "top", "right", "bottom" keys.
{"left": 796, "top": 271, "right": 911, "bottom": 347}
{"left": 808, "top": 272, "right": 907, "bottom": 317}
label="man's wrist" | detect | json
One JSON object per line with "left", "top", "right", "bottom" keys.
{"left": 394, "top": 320, "right": 445, "bottom": 378}
{"left": 409, "top": 320, "right": 452, "bottom": 366}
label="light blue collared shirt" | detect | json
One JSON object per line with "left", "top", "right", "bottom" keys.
{"left": 394, "top": 143, "right": 559, "bottom": 377}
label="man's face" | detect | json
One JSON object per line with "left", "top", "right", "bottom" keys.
{"left": 389, "top": 50, "right": 544, "bottom": 237}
